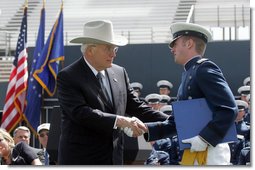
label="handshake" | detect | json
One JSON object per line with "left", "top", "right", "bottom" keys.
{"left": 116, "top": 116, "right": 148, "bottom": 137}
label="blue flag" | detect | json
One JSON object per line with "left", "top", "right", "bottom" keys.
{"left": 24, "top": 5, "right": 45, "bottom": 133}
{"left": 34, "top": 5, "right": 64, "bottom": 96}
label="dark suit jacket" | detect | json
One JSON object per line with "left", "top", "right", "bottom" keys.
{"left": 57, "top": 57, "right": 169, "bottom": 165}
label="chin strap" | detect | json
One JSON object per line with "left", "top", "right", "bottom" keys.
{"left": 180, "top": 148, "right": 208, "bottom": 165}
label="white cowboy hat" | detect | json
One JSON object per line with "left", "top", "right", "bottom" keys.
{"left": 70, "top": 20, "right": 128, "bottom": 46}
{"left": 169, "top": 22, "right": 212, "bottom": 48}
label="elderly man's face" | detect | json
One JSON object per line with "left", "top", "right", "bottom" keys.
{"left": 90, "top": 44, "right": 118, "bottom": 71}
{"left": 13, "top": 130, "right": 30, "bottom": 145}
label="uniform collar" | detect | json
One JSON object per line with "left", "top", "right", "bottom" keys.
{"left": 184, "top": 56, "right": 202, "bottom": 71}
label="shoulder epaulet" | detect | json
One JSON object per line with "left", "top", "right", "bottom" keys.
{"left": 196, "top": 58, "right": 209, "bottom": 64}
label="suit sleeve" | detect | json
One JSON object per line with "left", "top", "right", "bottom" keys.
{"left": 144, "top": 116, "right": 176, "bottom": 142}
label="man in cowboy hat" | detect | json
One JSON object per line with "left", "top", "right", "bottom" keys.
{"left": 140, "top": 22, "right": 237, "bottom": 165}
{"left": 56, "top": 20, "right": 172, "bottom": 165}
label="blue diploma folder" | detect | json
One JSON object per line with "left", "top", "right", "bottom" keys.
{"left": 172, "top": 98, "right": 237, "bottom": 150}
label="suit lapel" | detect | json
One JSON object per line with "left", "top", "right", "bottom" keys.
{"left": 80, "top": 58, "right": 113, "bottom": 111}
{"left": 106, "top": 68, "right": 120, "bottom": 112}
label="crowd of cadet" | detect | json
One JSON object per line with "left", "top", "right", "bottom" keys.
{"left": 131, "top": 76, "right": 250, "bottom": 165}
{"left": 0, "top": 76, "right": 250, "bottom": 165}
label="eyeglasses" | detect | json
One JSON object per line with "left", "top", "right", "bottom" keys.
{"left": 104, "top": 45, "right": 118, "bottom": 54}
{"left": 39, "top": 132, "right": 49, "bottom": 138}
{"left": 91, "top": 44, "right": 118, "bottom": 54}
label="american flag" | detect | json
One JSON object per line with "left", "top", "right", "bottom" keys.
{"left": 1, "top": 4, "right": 28, "bottom": 132}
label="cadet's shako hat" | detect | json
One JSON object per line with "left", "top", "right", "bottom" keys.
{"left": 130, "top": 82, "right": 143, "bottom": 92}
{"left": 157, "top": 80, "right": 173, "bottom": 89}
{"left": 70, "top": 20, "right": 128, "bottom": 46}
{"left": 169, "top": 22, "right": 212, "bottom": 48}
{"left": 37, "top": 123, "right": 50, "bottom": 133}
{"left": 145, "top": 93, "right": 162, "bottom": 104}
{"left": 235, "top": 100, "right": 248, "bottom": 110}
{"left": 160, "top": 105, "right": 172, "bottom": 115}
{"left": 243, "top": 77, "right": 250, "bottom": 86}
{"left": 160, "top": 95, "right": 171, "bottom": 104}
{"left": 237, "top": 85, "right": 250, "bottom": 95}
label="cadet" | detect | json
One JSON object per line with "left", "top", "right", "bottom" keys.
{"left": 157, "top": 80, "right": 173, "bottom": 96}
{"left": 243, "top": 94, "right": 251, "bottom": 124}
{"left": 159, "top": 105, "right": 173, "bottom": 115}
{"left": 37, "top": 123, "right": 51, "bottom": 165}
{"left": 144, "top": 149, "right": 170, "bottom": 165}
{"left": 159, "top": 94, "right": 171, "bottom": 107}
{"left": 130, "top": 82, "right": 145, "bottom": 102}
{"left": 145, "top": 93, "right": 162, "bottom": 110}
{"left": 235, "top": 100, "right": 250, "bottom": 140}
{"left": 243, "top": 76, "right": 250, "bottom": 86}
{"left": 237, "top": 85, "right": 250, "bottom": 103}
{"left": 144, "top": 22, "right": 237, "bottom": 165}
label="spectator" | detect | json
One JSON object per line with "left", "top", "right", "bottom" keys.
{"left": 0, "top": 128, "right": 42, "bottom": 165}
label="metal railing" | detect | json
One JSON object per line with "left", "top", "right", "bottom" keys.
{"left": 0, "top": 31, "right": 12, "bottom": 56}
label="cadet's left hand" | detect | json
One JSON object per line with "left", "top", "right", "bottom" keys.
{"left": 182, "top": 136, "right": 208, "bottom": 152}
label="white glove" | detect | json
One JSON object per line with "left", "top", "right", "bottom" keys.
{"left": 122, "top": 127, "right": 133, "bottom": 137}
{"left": 182, "top": 136, "right": 208, "bottom": 152}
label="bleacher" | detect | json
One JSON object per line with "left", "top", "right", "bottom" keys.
{"left": 0, "top": 0, "right": 250, "bottom": 82}
{"left": 0, "top": 0, "right": 180, "bottom": 50}
{"left": 193, "top": 0, "right": 250, "bottom": 27}
{"left": 0, "top": 0, "right": 250, "bottom": 48}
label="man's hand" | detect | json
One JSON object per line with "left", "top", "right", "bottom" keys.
{"left": 182, "top": 136, "right": 208, "bottom": 152}
{"left": 117, "top": 116, "right": 147, "bottom": 137}
{"left": 131, "top": 117, "right": 148, "bottom": 133}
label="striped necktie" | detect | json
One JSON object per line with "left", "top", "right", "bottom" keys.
{"left": 97, "top": 72, "right": 112, "bottom": 105}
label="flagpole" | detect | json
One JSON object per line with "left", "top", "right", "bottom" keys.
{"left": 21, "top": 0, "right": 28, "bottom": 128}
{"left": 61, "top": 0, "right": 65, "bottom": 69}
{"left": 41, "top": 0, "right": 45, "bottom": 129}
